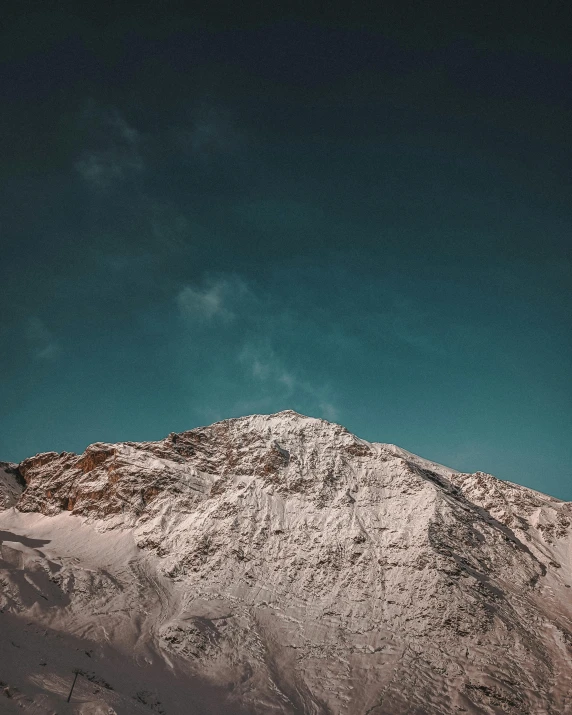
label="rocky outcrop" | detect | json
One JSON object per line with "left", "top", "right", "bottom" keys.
{"left": 3, "top": 411, "right": 572, "bottom": 714}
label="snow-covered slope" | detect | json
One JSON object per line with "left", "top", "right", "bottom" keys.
{"left": 1, "top": 411, "right": 571, "bottom": 714}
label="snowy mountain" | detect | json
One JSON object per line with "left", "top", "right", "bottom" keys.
{"left": 1, "top": 411, "right": 571, "bottom": 714}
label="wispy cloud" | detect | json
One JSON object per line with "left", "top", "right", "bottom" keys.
{"left": 175, "top": 273, "right": 339, "bottom": 421}
{"left": 75, "top": 152, "right": 143, "bottom": 188}
{"left": 26, "top": 317, "right": 61, "bottom": 361}
{"left": 239, "top": 340, "right": 338, "bottom": 421}
{"left": 239, "top": 341, "right": 296, "bottom": 388}
{"left": 178, "top": 103, "right": 245, "bottom": 163}
{"left": 177, "top": 276, "right": 248, "bottom": 322}
{"left": 75, "top": 102, "right": 143, "bottom": 189}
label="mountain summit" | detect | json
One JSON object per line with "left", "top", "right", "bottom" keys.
{"left": 1, "top": 412, "right": 571, "bottom": 714}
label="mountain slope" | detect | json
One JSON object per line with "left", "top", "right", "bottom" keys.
{"left": 1, "top": 411, "right": 571, "bottom": 714}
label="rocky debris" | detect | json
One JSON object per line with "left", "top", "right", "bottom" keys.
{"left": 134, "top": 690, "right": 165, "bottom": 714}
{"left": 1, "top": 410, "right": 572, "bottom": 714}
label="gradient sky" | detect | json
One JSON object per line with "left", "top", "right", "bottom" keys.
{"left": 1, "top": 4, "right": 571, "bottom": 498}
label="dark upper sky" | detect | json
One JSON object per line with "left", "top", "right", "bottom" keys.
{"left": 1, "top": 2, "right": 571, "bottom": 497}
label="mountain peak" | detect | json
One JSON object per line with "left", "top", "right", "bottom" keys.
{"left": 211, "top": 408, "right": 338, "bottom": 429}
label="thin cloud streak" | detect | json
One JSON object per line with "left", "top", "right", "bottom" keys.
{"left": 75, "top": 103, "right": 144, "bottom": 190}
{"left": 175, "top": 273, "right": 339, "bottom": 421}
{"left": 177, "top": 276, "right": 249, "bottom": 322}
{"left": 239, "top": 340, "right": 338, "bottom": 421}
{"left": 26, "top": 317, "right": 61, "bottom": 361}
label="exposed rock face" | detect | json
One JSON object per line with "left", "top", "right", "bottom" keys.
{"left": 2, "top": 411, "right": 572, "bottom": 714}
{"left": 0, "top": 462, "right": 25, "bottom": 509}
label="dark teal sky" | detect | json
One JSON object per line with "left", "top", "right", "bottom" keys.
{"left": 1, "top": 4, "right": 571, "bottom": 497}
